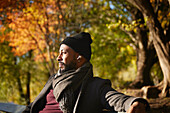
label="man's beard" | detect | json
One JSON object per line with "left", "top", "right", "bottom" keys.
{"left": 59, "top": 59, "right": 77, "bottom": 73}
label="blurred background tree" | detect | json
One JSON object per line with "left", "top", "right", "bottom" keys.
{"left": 126, "top": 0, "right": 170, "bottom": 98}
{"left": 0, "top": 0, "right": 169, "bottom": 105}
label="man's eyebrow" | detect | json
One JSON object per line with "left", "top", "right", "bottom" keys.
{"left": 60, "top": 49, "right": 67, "bottom": 52}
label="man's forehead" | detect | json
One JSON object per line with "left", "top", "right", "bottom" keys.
{"left": 59, "top": 44, "right": 73, "bottom": 52}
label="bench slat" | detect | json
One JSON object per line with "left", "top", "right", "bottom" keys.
{"left": 0, "top": 102, "right": 26, "bottom": 113}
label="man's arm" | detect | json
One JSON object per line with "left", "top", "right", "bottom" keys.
{"left": 100, "top": 82, "right": 150, "bottom": 112}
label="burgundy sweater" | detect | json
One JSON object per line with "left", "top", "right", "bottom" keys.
{"left": 39, "top": 89, "right": 63, "bottom": 113}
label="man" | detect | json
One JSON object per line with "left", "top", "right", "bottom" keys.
{"left": 23, "top": 32, "right": 150, "bottom": 113}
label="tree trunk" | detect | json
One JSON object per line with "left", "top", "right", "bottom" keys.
{"left": 128, "top": 7, "right": 156, "bottom": 88}
{"left": 16, "top": 76, "right": 25, "bottom": 102}
{"left": 26, "top": 71, "right": 31, "bottom": 105}
{"left": 25, "top": 51, "right": 33, "bottom": 105}
{"left": 14, "top": 57, "right": 25, "bottom": 103}
{"left": 126, "top": 0, "right": 170, "bottom": 97}
{"left": 133, "top": 45, "right": 156, "bottom": 88}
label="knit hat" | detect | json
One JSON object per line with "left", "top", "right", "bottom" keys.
{"left": 60, "top": 32, "right": 92, "bottom": 61}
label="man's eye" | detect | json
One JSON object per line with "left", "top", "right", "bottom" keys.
{"left": 62, "top": 52, "right": 67, "bottom": 54}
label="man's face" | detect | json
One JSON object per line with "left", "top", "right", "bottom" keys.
{"left": 57, "top": 44, "right": 78, "bottom": 73}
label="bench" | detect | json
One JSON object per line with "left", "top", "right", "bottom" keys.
{"left": 0, "top": 102, "right": 126, "bottom": 113}
{"left": 0, "top": 102, "right": 26, "bottom": 113}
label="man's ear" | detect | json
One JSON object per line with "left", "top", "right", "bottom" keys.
{"left": 76, "top": 55, "right": 87, "bottom": 68}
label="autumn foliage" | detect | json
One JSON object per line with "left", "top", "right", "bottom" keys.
{"left": 0, "top": 0, "right": 66, "bottom": 61}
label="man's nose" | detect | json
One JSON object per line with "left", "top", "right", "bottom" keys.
{"left": 57, "top": 54, "right": 62, "bottom": 61}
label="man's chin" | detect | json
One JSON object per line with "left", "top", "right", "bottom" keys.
{"left": 59, "top": 68, "right": 65, "bottom": 72}
{"left": 59, "top": 64, "right": 76, "bottom": 73}
{"left": 59, "top": 68, "right": 68, "bottom": 73}
{"left": 60, "top": 68, "right": 74, "bottom": 73}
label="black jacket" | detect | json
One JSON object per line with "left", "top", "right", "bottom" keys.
{"left": 23, "top": 75, "right": 149, "bottom": 113}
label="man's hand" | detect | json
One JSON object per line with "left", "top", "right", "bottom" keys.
{"left": 127, "top": 101, "right": 147, "bottom": 113}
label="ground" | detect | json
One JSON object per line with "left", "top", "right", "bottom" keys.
{"left": 118, "top": 89, "right": 170, "bottom": 113}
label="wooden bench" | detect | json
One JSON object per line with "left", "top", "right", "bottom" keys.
{"left": 0, "top": 102, "right": 26, "bottom": 113}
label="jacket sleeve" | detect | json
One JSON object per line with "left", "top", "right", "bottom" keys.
{"left": 100, "top": 80, "right": 150, "bottom": 112}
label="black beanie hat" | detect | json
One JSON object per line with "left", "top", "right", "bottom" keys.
{"left": 60, "top": 32, "right": 92, "bottom": 61}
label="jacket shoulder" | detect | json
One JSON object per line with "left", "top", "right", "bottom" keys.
{"left": 77, "top": 77, "right": 113, "bottom": 113}
{"left": 88, "top": 77, "right": 112, "bottom": 88}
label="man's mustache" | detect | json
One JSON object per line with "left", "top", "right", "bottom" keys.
{"left": 59, "top": 62, "right": 65, "bottom": 65}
